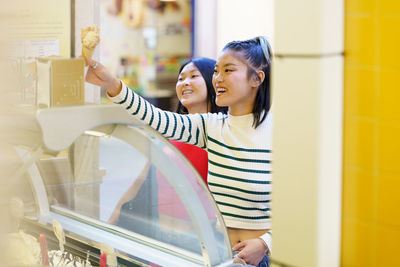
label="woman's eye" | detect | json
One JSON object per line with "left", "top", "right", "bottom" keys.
{"left": 213, "top": 69, "right": 218, "bottom": 73}
{"left": 178, "top": 77, "right": 183, "bottom": 81}
{"left": 225, "top": 69, "right": 233, "bottom": 72}
{"left": 192, "top": 75, "right": 199, "bottom": 78}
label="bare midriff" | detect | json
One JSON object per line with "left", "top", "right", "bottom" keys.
{"left": 227, "top": 227, "right": 270, "bottom": 247}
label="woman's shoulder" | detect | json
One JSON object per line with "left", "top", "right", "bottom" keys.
{"left": 256, "top": 111, "right": 273, "bottom": 127}
{"left": 186, "top": 111, "right": 226, "bottom": 118}
{"left": 264, "top": 111, "right": 273, "bottom": 126}
{"left": 205, "top": 112, "right": 228, "bottom": 122}
{"left": 185, "top": 112, "right": 227, "bottom": 125}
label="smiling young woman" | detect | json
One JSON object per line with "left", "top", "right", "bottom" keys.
{"left": 175, "top": 57, "right": 227, "bottom": 115}
{"left": 176, "top": 63, "right": 208, "bottom": 114}
{"left": 213, "top": 51, "right": 264, "bottom": 116}
{"left": 86, "top": 36, "right": 273, "bottom": 267}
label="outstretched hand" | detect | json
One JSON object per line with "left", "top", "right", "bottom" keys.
{"left": 85, "top": 58, "right": 122, "bottom": 97}
{"left": 232, "top": 238, "right": 268, "bottom": 266}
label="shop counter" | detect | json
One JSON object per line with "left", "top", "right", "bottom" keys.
{"left": 10, "top": 104, "right": 244, "bottom": 267}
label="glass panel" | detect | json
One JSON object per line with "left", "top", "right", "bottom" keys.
{"left": 36, "top": 123, "right": 231, "bottom": 265}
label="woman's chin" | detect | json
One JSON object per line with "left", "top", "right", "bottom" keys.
{"left": 216, "top": 99, "right": 228, "bottom": 107}
{"left": 180, "top": 99, "right": 190, "bottom": 106}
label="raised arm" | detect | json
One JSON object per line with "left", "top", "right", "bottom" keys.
{"left": 85, "top": 59, "right": 122, "bottom": 97}
{"left": 85, "top": 59, "right": 208, "bottom": 148}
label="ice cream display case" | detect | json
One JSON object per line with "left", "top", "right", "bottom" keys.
{"left": 8, "top": 104, "right": 241, "bottom": 267}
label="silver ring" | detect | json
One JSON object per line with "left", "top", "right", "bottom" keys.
{"left": 92, "top": 62, "right": 98, "bottom": 69}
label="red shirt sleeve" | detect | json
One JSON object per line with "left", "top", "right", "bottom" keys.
{"left": 169, "top": 140, "right": 208, "bottom": 183}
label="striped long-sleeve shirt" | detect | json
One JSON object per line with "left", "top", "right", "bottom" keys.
{"left": 110, "top": 84, "right": 273, "bottom": 252}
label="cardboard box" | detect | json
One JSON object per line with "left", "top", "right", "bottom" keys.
{"left": 36, "top": 57, "right": 85, "bottom": 107}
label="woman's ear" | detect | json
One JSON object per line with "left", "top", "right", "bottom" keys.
{"left": 250, "top": 70, "right": 265, "bottom": 87}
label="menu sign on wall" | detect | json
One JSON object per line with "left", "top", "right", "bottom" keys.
{"left": 5, "top": 0, "right": 71, "bottom": 58}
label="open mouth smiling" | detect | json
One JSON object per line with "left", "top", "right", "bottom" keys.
{"left": 216, "top": 87, "right": 227, "bottom": 96}
{"left": 182, "top": 89, "right": 193, "bottom": 96}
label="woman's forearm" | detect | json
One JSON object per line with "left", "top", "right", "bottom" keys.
{"left": 107, "top": 78, "right": 123, "bottom": 97}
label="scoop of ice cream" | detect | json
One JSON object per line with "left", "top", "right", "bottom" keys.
{"left": 81, "top": 25, "right": 100, "bottom": 50}
{"left": 82, "top": 31, "right": 100, "bottom": 49}
{"left": 48, "top": 250, "right": 92, "bottom": 267}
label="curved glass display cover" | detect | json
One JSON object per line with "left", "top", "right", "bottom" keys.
{"left": 27, "top": 105, "right": 233, "bottom": 266}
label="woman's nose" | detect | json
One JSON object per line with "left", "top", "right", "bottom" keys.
{"left": 214, "top": 73, "right": 222, "bottom": 82}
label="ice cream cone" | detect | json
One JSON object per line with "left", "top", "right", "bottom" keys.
{"left": 80, "top": 24, "right": 100, "bottom": 66}
{"left": 82, "top": 46, "right": 94, "bottom": 66}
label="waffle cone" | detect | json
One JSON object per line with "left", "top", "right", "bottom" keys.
{"left": 82, "top": 46, "right": 94, "bottom": 66}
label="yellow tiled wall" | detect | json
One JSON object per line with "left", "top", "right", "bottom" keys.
{"left": 342, "top": 0, "right": 400, "bottom": 266}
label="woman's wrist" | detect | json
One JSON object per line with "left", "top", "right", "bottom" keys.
{"left": 257, "top": 237, "right": 269, "bottom": 253}
{"left": 108, "top": 79, "right": 122, "bottom": 97}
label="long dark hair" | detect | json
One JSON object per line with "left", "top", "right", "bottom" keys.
{"left": 176, "top": 57, "right": 228, "bottom": 114}
{"left": 222, "top": 36, "right": 272, "bottom": 128}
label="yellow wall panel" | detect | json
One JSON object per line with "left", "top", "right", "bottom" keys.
{"left": 343, "top": 0, "right": 400, "bottom": 265}
{"left": 379, "top": 17, "right": 400, "bottom": 68}
{"left": 341, "top": 219, "right": 376, "bottom": 267}
{"left": 346, "top": 0, "right": 375, "bottom": 15}
{"left": 342, "top": 167, "right": 376, "bottom": 221}
{"left": 378, "top": 122, "right": 400, "bottom": 173}
{"left": 376, "top": 225, "right": 400, "bottom": 266}
{"left": 380, "top": 0, "right": 400, "bottom": 15}
{"left": 343, "top": 117, "right": 378, "bottom": 170}
{"left": 377, "top": 175, "right": 400, "bottom": 226}
{"left": 344, "top": 65, "right": 377, "bottom": 117}
{"left": 345, "top": 16, "right": 377, "bottom": 67}
{"left": 378, "top": 69, "right": 400, "bottom": 120}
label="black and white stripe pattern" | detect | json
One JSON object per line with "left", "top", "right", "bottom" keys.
{"left": 110, "top": 84, "right": 273, "bottom": 250}
{"left": 115, "top": 86, "right": 208, "bottom": 148}
{"left": 207, "top": 135, "right": 272, "bottom": 227}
